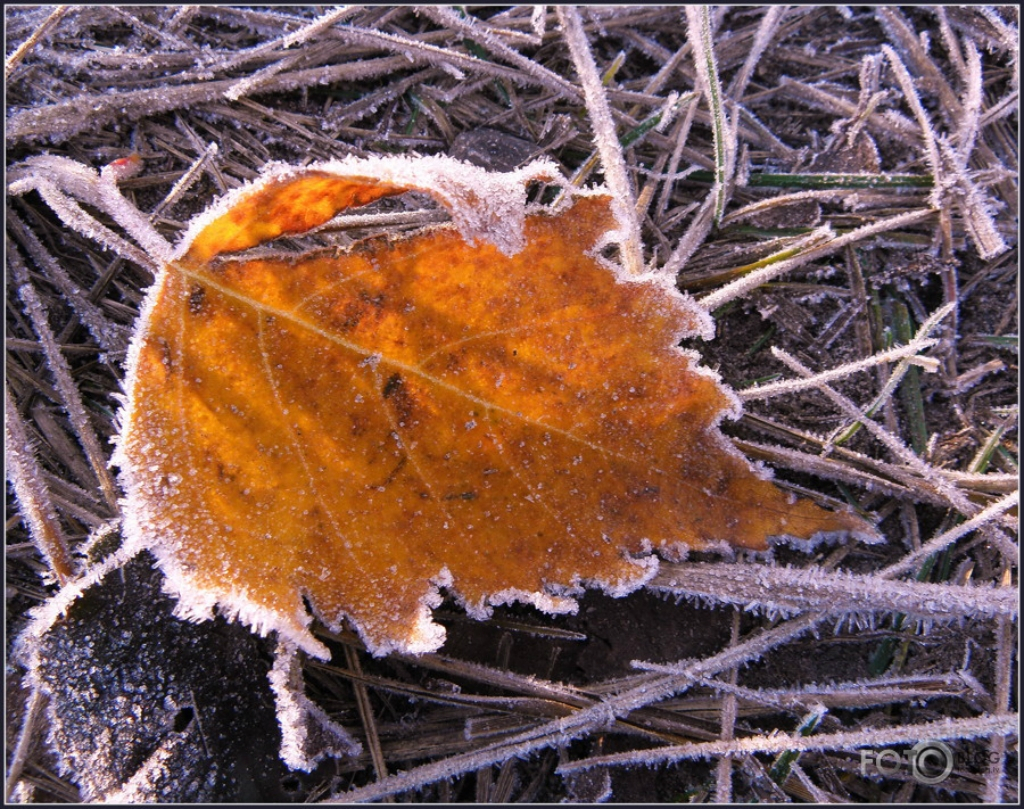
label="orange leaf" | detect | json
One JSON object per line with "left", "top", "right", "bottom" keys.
{"left": 117, "top": 156, "right": 873, "bottom": 657}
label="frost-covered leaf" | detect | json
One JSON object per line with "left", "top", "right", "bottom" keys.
{"left": 268, "top": 641, "right": 361, "bottom": 772}
{"left": 114, "top": 154, "right": 873, "bottom": 659}
{"left": 15, "top": 553, "right": 291, "bottom": 802}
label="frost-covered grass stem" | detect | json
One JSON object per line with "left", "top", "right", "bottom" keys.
{"left": 4, "top": 385, "right": 76, "bottom": 584}
{"left": 4, "top": 5, "right": 70, "bottom": 81}
{"left": 698, "top": 208, "right": 934, "bottom": 312}
{"left": 880, "top": 490, "right": 1019, "bottom": 579}
{"left": 11, "top": 269, "right": 119, "bottom": 509}
{"left": 685, "top": 6, "right": 733, "bottom": 226}
{"left": 3, "top": 687, "right": 45, "bottom": 801}
{"left": 556, "top": 712, "right": 1018, "bottom": 773}
{"left": 557, "top": 6, "right": 645, "bottom": 276}
{"left": 650, "top": 562, "right": 1018, "bottom": 624}
{"left": 332, "top": 614, "right": 825, "bottom": 801}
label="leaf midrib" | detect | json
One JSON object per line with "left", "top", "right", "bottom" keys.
{"left": 176, "top": 262, "right": 664, "bottom": 472}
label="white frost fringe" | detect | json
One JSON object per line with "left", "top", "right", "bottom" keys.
{"left": 269, "top": 642, "right": 362, "bottom": 772}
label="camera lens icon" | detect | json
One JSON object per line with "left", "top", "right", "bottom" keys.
{"left": 910, "top": 740, "right": 954, "bottom": 785}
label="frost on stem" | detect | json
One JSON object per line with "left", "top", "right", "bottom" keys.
{"left": 882, "top": 43, "right": 1008, "bottom": 259}
{"left": 556, "top": 713, "right": 1018, "bottom": 774}
{"left": 8, "top": 156, "right": 172, "bottom": 270}
{"left": 7, "top": 211, "right": 130, "bottom": 357}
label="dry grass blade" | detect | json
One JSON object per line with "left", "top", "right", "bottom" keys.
{"left": 10, "top": 273, "right": 118, "bottom": 511}
{"left": 4, "top": 5, "right": 70, "bottom": 80}
{"left": 341, "top": 646, "right": 390, "bottom": 791}
{"left": 5, "top": 385, "right": 76, "bottom": 585}
{"left": 984, "top": 569, "right": 1015, "bottom": 802}
{"left": 7, "top": 56, "right": 426, "bottom": 145}
{"left": 655, "top": 672, "right": 989, "bottom": 714}
{"left": 713, "top": 613, "right": 741, "bottom": 802}
{"left": 684, "top": 6, "right": 734, "bottom": 227}
{"left": 768, "top": 346, "right": 1005, "bottom": 525}
{"left": 3, "top": 688, "right": 45, "bottom": 802}
{"left": 556, "top": 712, "right": 1018, "bottom": 774}
{"left": 882, "top": 39, "right": 1009, "bottom": 259}
{"left": 330, "top": 614, "right": 827, "bottom": 802}
{"left": 739, "top": 307, "right": 946, "bottom": 401}
{"left": 556, "top": 6, "right": 644, "bottom": 276}
{"left": 879, "top": 491, "right": 1019, "bottom": 578}
{"left": 418, "top": 6, "right": 582, "bottom": 104}
{"left": 7, "top": 213, "right": 129, "bottom": 356}
{"left": 697, "top": 208, "right": 934, "bottom": 311}
{"left": 650, "top": 562, "right": 1018, "bottom": 623}
{"left": 726, "top": 7, "right": 785, "bottom": 101}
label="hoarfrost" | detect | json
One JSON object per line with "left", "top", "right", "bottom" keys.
{"left": 268, "top": 642, "right": 361, "bottom": 771}
{"left": 173, "top": 153, "right": 562, "bottom": 261}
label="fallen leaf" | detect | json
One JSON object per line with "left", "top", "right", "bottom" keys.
{"left": 116, "top": 155, "right": 872, "bottom": 658}
{"left": 17, "top": 552, "right": 292, "bottom": 801}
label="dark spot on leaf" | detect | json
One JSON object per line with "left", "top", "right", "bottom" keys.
{"left": 188, "top": 284, "right": 206, "bottom": 315}
{"left": 362, "top": 290, "right": 386, "bottom": 308}
{"left": 382, "top": 373, "right": 403, "bottom": 399}
{"left": 154, "top": 337, "right": 174, "bottom": 372}
{"left": 172, "top": 706, "right": 194, "bottom": 732}
{"left": 382, "top": 373, "right": 416, "bottom": 424}
{"left": 443, "top": 491, "right": 477, "bottom": 501}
